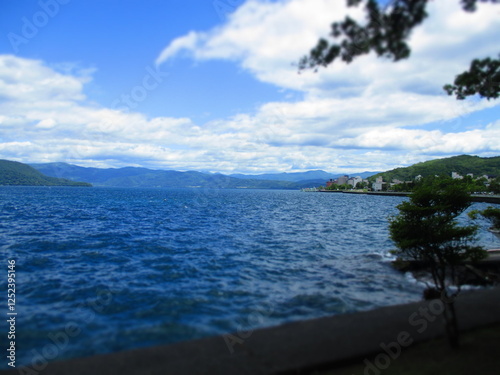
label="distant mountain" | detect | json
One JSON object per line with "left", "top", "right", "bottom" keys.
{"left": 25, "top": 156, "right": 500, "bottom": 188}
{"left": 369, "top": 155, "right": 500, "bottom": 182}
{"left": 0, "top": 160, "right": 91, "bottom": 186}
{"left": 230, "top": 170, "right": 378, "bottom": 182}
{"left": 30, "top": 163, "right": 302, "bottom": 189}
{"left": 30, "top": 163, "right": 381, "bottom": 189}
{"left": 230, "top": 170, "right": 336, "bottom": 182}
{"left": 31, "top": 162, "right": 154, "bottom": 184}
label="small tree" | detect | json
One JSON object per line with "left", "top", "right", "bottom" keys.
{"left": 355, "top": 181, "right": 368, "bottom": 189}
{"left": 469, "top": 206, "right": 500, "bottom": 233}
{"left": 388, "top": 178, "right": 486, "bottom": 348}
{"left": 488, "top": 177, "right": 500, "bottom": 194}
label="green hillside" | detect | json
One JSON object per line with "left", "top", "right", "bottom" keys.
{"left": 369, "top": 155, "right": 500, "bottom": 182}
{"left": 0, "top": 160, "right": 92, "bottom": 186}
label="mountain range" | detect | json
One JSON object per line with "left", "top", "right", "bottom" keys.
{"left": 30, "top": 162, "right": 372, "bottom": 189}
{"left": 5, "top": 154, "right": 495, "bottom": 189}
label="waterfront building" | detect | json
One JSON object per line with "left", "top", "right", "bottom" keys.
{"left": 348, "top": 176, "right": 363, "bottom": 188}
{"left": 372, "top": 176, "right": 386, "bottom": 191}
{"left": 336, "top": 175, "right": 349, "bottom": 185}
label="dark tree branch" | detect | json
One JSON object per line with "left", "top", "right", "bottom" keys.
{"left": 298, "top": 0, "right": 428, "bottom": 70}
{"left": 461, "top": 0, "right": 500, "bottom": 11}
{"left": 443, "top": 55, "right": 500, "bottom": 100}
{"left": 299, "top": 0, "right": 499, "bottom": 100}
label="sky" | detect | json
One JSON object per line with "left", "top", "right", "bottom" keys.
{"left": 0, "top": 0, "right": 499, "bottom": 174}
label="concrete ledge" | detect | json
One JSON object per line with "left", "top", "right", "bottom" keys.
{"left": 3, "top": 287, "right": 500, "bottom": 375}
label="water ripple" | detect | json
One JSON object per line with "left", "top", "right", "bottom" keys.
{"left": 1, "top": 186, "right": 498, "bottom": 368}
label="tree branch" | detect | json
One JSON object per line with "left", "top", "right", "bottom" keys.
{"left": 299, "top": 0, "right": 499, "bottom": 100}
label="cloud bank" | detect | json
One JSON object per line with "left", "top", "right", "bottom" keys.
{"left": 1, "top": 0, "right": 499, "bottom": 173}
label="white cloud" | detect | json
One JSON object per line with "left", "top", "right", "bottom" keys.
{"left": 0, "top": 55, "right": 87, "bottom": 102}
{"left": 35, "top": 118, "right": 57, "bottom": 129}
{"left": 155, "top": 31, "right": 203, "bottom": 65}
{"left": 153, "top": 0, "right": 500, "bottom": 171}
{"left": 1, "top": 0, "right": 500, "bottom": 174}
{"left": 156, "top": 0, "right": 359, "bottom": 92}
{"left": 156, "top": 0, "right": 499, "bottom": 97}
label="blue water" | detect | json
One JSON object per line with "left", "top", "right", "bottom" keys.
{"left": 1, "top": 187, "right": 499, "bottom": 368}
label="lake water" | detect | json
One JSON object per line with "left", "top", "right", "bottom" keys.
{"left": 1, "top": 187, "right": 499, "bottom": 368}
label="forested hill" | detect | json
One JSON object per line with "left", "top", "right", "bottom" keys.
{"left": 0, "top": 160, "right": 92, "bottom": 186}
{"left": 369, "top": 155, "right": 500, "bottom": 182}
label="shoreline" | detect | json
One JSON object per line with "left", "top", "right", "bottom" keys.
{"left": 316, "top": 190, "right": 500, "bottom": 204}
{"left": 4, "top": 287, "right": 499, "bottom": 375}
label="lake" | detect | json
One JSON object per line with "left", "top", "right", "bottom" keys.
{"left": 1, "top": 187, "right": 499, "bottom": 368}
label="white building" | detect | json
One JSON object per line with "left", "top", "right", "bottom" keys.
{"left": 372, "top": 176, "right": 385, "bottom": 191}
{"left": 348, "top": 176, "right": 363, "bottom": 188}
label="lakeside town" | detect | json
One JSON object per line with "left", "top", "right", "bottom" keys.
{"left": 302, "top": 171, "right": 500, "bottom": 198}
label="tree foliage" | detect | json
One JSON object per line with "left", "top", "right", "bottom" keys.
{"left": 488, "top": 177, "right": 500, "bottom": 194}
{"left": 369, "top": 155, "right": 500, "bottom": 184}
{"left": 389, "top": 178, "right": 486, "bottom": 347}
{"left": 444, "top": 55, "right": 500, "bottom": 99}
{"left": 0, "top": 160, "right": 92, "bottom": 187}
{"left": 469, "top": 206, "right": 500, "bottom": 230}
{"left": 299, "top": 0, "right": 500, "bottom": 100}
{"left": 355, "top": 181, "right": 368, "bottom": 189}
{"left": 390, "top": 175, "right": 491, "bottom": 193}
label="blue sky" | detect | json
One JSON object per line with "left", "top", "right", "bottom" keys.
{"left": 0, "top": 0, "right": 499, "bottom": 174}
{"left": 0, "top": 0, "right": 282, "bottom": 120}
